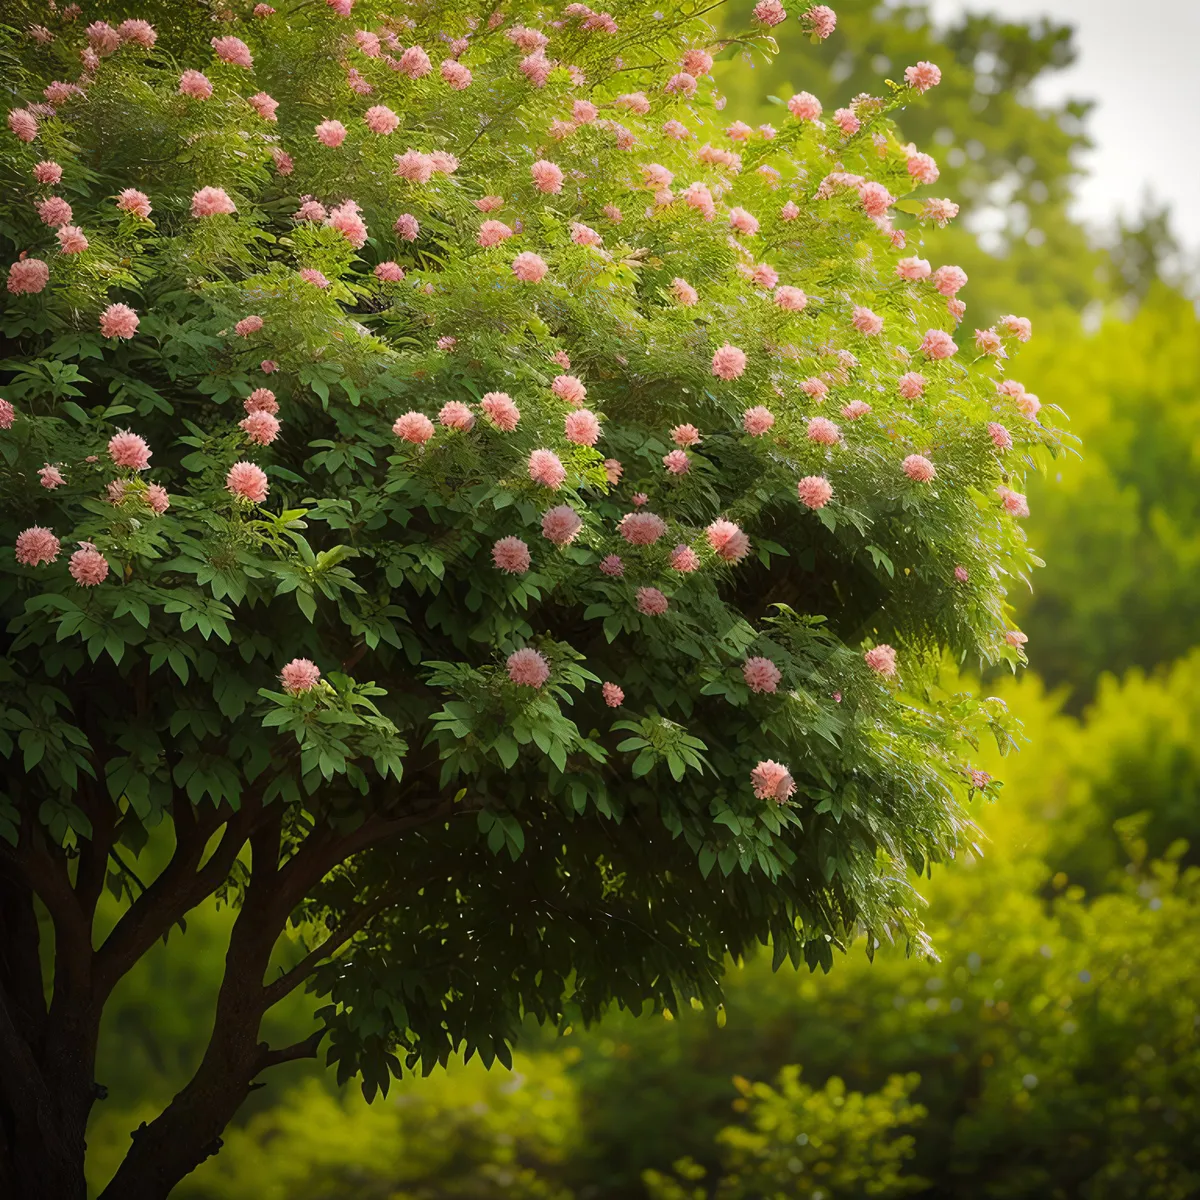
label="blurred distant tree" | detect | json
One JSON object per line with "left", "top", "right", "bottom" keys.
{"left": 715, "top": 1, "right": 1106, "bottom": 320}
{"left": 1018, "top": 287, "right": 1200, "bottom": 695}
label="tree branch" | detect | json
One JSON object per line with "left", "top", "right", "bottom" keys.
{"left": 254, "top": 1028, "right": 326, "bottom": 1073}
{"left": 261, "top": 885, "right": 404, "bottom": 1010}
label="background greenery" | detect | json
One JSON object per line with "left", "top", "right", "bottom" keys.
{"left": 81, "top": 1, "right": 1200, "bottom": 1195}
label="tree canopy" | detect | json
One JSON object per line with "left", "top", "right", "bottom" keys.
{"left": 1, "top": 0, "right": 1051, "bottom": 1195}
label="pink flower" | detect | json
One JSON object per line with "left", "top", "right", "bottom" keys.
{"left": 438, "top": 401, "right": 475, "bottom": 431}
{"left": 603, "top": 203, "right": 623, "bottom": 223}
{"left": 932, "top": 265, "right": 967, "bottom": 297}
{"left": 529, "top": 448, "right": 567, "bottom": 488}
{"left": 859, "top": 181, "right": 893, "bottom": 218}
{"left": 1017, "top": 392, "right": 1042, "bottom": 419}
{"left": 437, "top": 336, "right": 457, "bottom": 351}
{"left": 712, "top": 344, "right": 747, "bottom": 381}
{"left": 751, "top": 760, "right": 795, "bottom": 802}
{"left": 796, "top": 475, "right": 833, "bottom": 509}
{"left": 1006, "top": 630, "right": 1028, "bottom": 649}
{"left": 261, "top": 360, "right": 278, "bottom": 374}
{"left": 364, "top": 104, "right": 399, "bottom": 135}
{"left": 37, "top": 197, "right": 72, "bottom": 228}
{"left": 0, "top": 398, "right": 14, "bottom": 428}
{"left": 671, "top": 278, "right": 698, "bottom": 306}
{"left": 619, "top": 511, "right": 668, "bottom": 545}
{"left": 298, "top": 268, "right": 329, "bottom": 288}
{"left": 751, "top": 263, "right": 779, "bottom": 289}
{"left": 478, "top": 219, "right": 514, "bottom": 247}
{"left": 116, "top": 189, "right": 152, "bottom": 219}
{"left": 69, "top": 542, "right": 109, "bottom": 587}
{"left": 56, "top": 226, "right": 88, "bottom": 255}
{"left": 520, "top": 51, "right": 553, "bottom": 88}
{"left": 15, "top": 526, "right": 60, "bottom": 567}
{"left": 108, "top": 479, "right": 132, "bottom": 505}
{"left": 663, "top": 119, "right": 691, "bottom": 141}
{"left": 508, "top": 647, "right": 550, "bottom": 688}
{"left": 326, "top": 200, "right": 368, "bottom": 248}
{"left": 897, "top": 372, "right": 926, "bottom": 399}
{"left": 242, "top": 92, "right": 278, "bottom": 123}
{"left": 802, "top": 4, "right": 837, "bottom": 38}
{"left": 254, "top": 5, "right": 276, "bottom": 16}
{"left": 375, "top": 261, "right": 405, "bottom": 282}
{"left": 906, "top": 151, "right": 939, "bottom": 184}
{"left": 753, "top": 0, "right": 787, "bottom": 26}
{"left": 864, "top": 644, "right": 897, "bottom": 676}
{"left": 240, "top": 410, "right": 280, "bottom": 445}
{"left": 326, "top": 0, "right": 352, "bottom": 14}
{"left": 191, "top": 187, "right": 236, "bottom": 218}
{"left": 315, "top": 120, "right": 347, "bottom": 147}
{"left": 39, "top": 464, "right": 65, "bottom": 489}
{"left": 394, "top": 213, "right": 420, "bottom": 241}
{"left": 902, "top": 454, "right": 936, "bottom": 482}
{"left": 664, "top": 424, "right": 698, "bottom": 450}
{"left": 599, "top": 554, "right": 625, "bottom": 576}
{"left": 118, "top": 19, "right": 157, "bottom": 48}
{"left": 9, "top": 255, "right": 51, "bottom": 292}
{"left": 896, "top": 256, "right": 931, "bottom": 281}
{"left": 852, "top": 306, "right": 883, "bottom": 336}
{"left": 7, "top": 108, "right": 38, "bottom": 142}
{"left": 481, "top": 392, "right": 520, "bottom": 431}
{"left": 833, "top": 108, "right": 860, "bottom": 136}
{"left": 801, "top": 377, "right": 829, "bottom": 403}
{"left": 665, "top": 71, "right": 697, "bottom": 96}
{"left": 771, "top": 286, "right": 806, "bottom": 313}
{"left": 179, "top": 70, "right": 213, "bottom": 99}
{"left": 744, "top": 656, "right": 782, "bottom": 694}
{"left": 32, "top": 161, "right": 63, "bottom": 185}
{"left": 682, "top": 48, "right": 714, "bottom": 75}
{"left": 245, "top": 388, "right": 278, "bottom": 414}
{"left": 969, "top": 768, "right": 990, "bottom": 788}
{"left": 603, "top": 458, "right": 622, "bottom": 484}
{"left": 99, "top": 302, "right": 139, "bottom": 339}
{"left": 108, "top": 430, "right": 151, "bottom": 470}
{"left": 565, "top": 409, "right": 601, "bottom": 446}
{"left": 905, "top": 61, "right": 941, "bottom": 93}
{"left": 663, "top": 449, "right": 690, "bottom": 475}
{"left": 531, "top": 159, "right": 564, "bottom": 193}
{"left": 212, "top": 35, "right": 253, "bottom": 68}
{"left": 571, "top": 222, "right": 603, "bottom": 247}
{"left": 975, "top": 328, "right": 1004, "bottom": 356}
{"left": 235, "top": 315, "right": 264, "bottom": 337}
{"left": 726, "top": 120, "right": 754, "bottom": 142}
{"left": 394, "top": 149, "right": 433, "bottom": 183}
{"left": 842, "top": 399, "right": 871, "bottom": 420}
{"left": 953, "top": 565, "right": 969, "bottom": 584}
{"left": 512, "top": 252, "right": 548, "bottom": 282}
{"left": 280, "top": 658, "right": 321, "bottom": 694}
{"left": 442, "top": 59, "right": 473, "bottom": 89}
{"left": 397, "top": 45, "right": 432, "bottom": 78}
{"left": 729, "top": 206, "right": 759, "bottom": 236}
{"left": 87, "top": 21, "right": 120, "bottom": 55}
{"left": 920, "top": 329, "right": 957, "bottom": 360}
{"left": 725, "top": 407, "right": 771, "bottom": 445}
{"left": 602, "top": 681, "right": 624, "bottom": 707}
{"left": 227, "top": 461, "right": 269, "bottom": 503}
{"left": 986, "top": 422, "right": 1013, "bottom": 451}
{"left": 636, "top": 586, "right": 669, "bottom": 616}
{"left": 780, "top": 201, "right": 801, "bottom": 222}
{"left": 706, "top": 518, "right": 749, "bottom": 562}
{"left": 476, "top": 197, "right": 504, "bottom": 217}
{"left": 632, "top": 493, "right": 649, "bottom": 508}
{"left": 922, "top": 197, "right": 960, "bottom": 226}
{"left": 145, "top": 483, "right": 170, "bottom": 515}
{"left": 788, "top": 91, "right": 822, "bottom": 122}
{"left": 999, "top": 314, "right": 1032, "bottom": 342}
{"left": 542, "top": 504, "right": 583, "bottom": 545}
{"left": 493, "top": 536, "right": 532, "bottom": 574}
{"left": 947, "top": 298, "right": 967, "bottom": 323}
{"left": 997, "top": 486, "right": 1029, "bottom": 517}
{"left": 807, "top": 417, "right": 840, "bottom": 445}
{"left": 668, "top": 543, "right": 699, "bottom": 572}
{"left": 393, "top": 412, "right": 435, "bottom": 444}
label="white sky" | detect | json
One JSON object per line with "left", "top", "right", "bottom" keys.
{"left": 927, "top": 0, "right": 1200, "bottom": 247}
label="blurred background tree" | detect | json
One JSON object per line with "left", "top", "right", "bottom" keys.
{"left": 77, "top": 2, "right": 1200, "bottom": 1196}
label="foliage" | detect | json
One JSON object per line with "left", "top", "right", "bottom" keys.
{"left": 712, "top": 1, "right": 1105, "bottom": 321}
{"left": 0, "top": 0, "right": 1049, "bottom": 1195}
{"left": 643, "top": 1068, "right": 926, "bottom": 1200}
{"left": 549, "top": 666, "right": 1200, "bottom": 1198}
{"left": 1015, "top": 287, "right": 1200, "bottom": 696}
